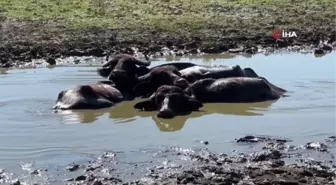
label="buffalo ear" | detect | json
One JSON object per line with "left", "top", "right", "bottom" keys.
{"left": 57, "top": 90, "right": 65, "bottom": 101}
{"left": 134, "top": 100, "right": 156, "bottom": 111}
{"left": 187, "top": 98, "right": 203, "bottom": 110}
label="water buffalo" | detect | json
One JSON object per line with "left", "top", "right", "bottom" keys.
{"left": 184, "top": 77, "right": 287, "bottom": 103}
{"left": 53, "top": 81, "right": 124, "bottom": 110}
{"left": 133, "top": 64, "right": 260, "bottom": 97}
{"left": 133, "top": 66, "right": 190, "bottom": 98}
{"left": 96, "top": 53, "right": 152, "bottom": 94}
{"left": 179, "top": 65, "right": 259, "bottom": 83}
{"left": 97, "top": 53, "right": 151, "bottom": 78}
{"left": 134, "top": 85, "right": 203, "bottom": 118}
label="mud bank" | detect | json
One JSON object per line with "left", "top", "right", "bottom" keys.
{"left": 1, "top": 135, "right": 335, "bottom": 185}
{"left": 0, "top": 0, "right": 335, "bottom": 68}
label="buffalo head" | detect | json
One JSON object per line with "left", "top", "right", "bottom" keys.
{"left": 134, "top": 85, "right": 203, "bottom": 118}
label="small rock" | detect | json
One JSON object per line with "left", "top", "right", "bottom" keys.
{"left": 314, "top": 48, "right": 325, "bottom": 55}
{"left": 12, "top": 180, "right": 20, "bottom": 185}
{"left": 73, "top": 59, "right": 80, "bottom": 64}
{"left": 66, "top": 164, "right": 80, "bottom": 172}
{"left": 75, "top": 175, "right": 86, "bottom": 181}
{"left": 237, "top": 135, "right": 259, "bottom": 143}
{"left": 321, "top": 44, "right": 333, "bottom": 51}
{"left": 30, "top": 170, "right": 39, "bottom": 175}
{"left": 200, "top": 141, "right": 209, "bottom": 145}
{"left": 45, "top": 57, "right": 56, "bottom": 65}
{"left": 304, "top": 142, "right": 328, "bottom": 151}
{"left": 229, "top": 48, "right": 243, "bottom": 53}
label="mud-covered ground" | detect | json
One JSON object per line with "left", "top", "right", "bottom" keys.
{"left": 1, "top": 135, "right": 335, "bottom": 185}
{"left": 0, "top": 0, "right": 335, "bottom": 68}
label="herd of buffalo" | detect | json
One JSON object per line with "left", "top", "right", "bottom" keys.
{"left": 52, "top": 53, "right": 288, "bottom": 118}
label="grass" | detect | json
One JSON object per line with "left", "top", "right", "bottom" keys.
{"left": 0, "top": 0, "right": 335, "bottom": 35}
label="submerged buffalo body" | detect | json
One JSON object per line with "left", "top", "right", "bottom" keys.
{"left": 133, "top": 64, "right": 260, "bottom": 98}
{"left": 184, "top": 77, "right": 287, "bottom": 103}
{"left": 53, "top": 81, "right": 124, "bottom": 110}
{"left": 134, "top": 76, "right": 287, "bottom": 119}
{"left": 134, "top": 85, "right": 203, "bottom": 118}
{"left": 179, "top": 65, "right": 259, "bottom": 83}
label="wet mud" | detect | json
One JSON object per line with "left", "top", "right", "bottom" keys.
{"left": 1, "top": 135, "right": 334, "bottom": 185}
{"left": 0, "top": 2, "right": 335, "bottom": 69}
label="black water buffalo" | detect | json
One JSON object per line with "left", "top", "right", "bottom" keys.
{"left": 97, "top": 53, "right": 151, "bottom": 78}
{"left": 134, "top": 77, "right": 287, "bottom": 118}
{"left": 179, "top": 65, "right": 259, "bottom": 83}
{"left": 96, "top": 54, "right": 151, "bottom": 94}
{"left": 133, "top": 66, "right": 190, "bottom": 98}
{"left": 184, "top": 77, "right": 287, "bottom": 103}
{"left": 133, "top": 64, "right": 260, "bottom": 97}
{"left": 53, "top": 81, "right": 124, "bottom": 110}
{"left": 97, "top": 53, "right": 196, "bottom": 95}
{"left": 134, "top": 85, "right": 203, "bottom": 118}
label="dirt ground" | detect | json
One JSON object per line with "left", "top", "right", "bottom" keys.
{"left": 0, "top": 0, "right": 335, "bottom": 67}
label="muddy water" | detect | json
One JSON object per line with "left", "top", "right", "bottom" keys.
{"left": 0, "top": 52, "right": 335, "bottom": 173}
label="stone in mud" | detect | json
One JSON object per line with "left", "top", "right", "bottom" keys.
{"left": 29, "top": 169, "right": 39, "bottom": 175}
{"left": 321, "top": 43, "right": 333, "bottom": 51}
{"left": 99, "top": 152, "right": 116, "bottom": 160}
{"left": 276, "top": 39, "right": 288, "bottom": 48}
{"left": 236, "top": 135, "right": 290, "bottom": 143}
{"left": 236, "top": 135, "right": 259, "bottom": 143}
{"left": 228, "top": 48, "right": 244, "bottom": 53}
{"left": 326, "top": 136, "right": 336, "bottom": 142}
{"left": 75, "top": 175, "right": 86, "bottom": 181}
{"left": 0, "top": 62, "right": 13, "bottom": 68}
{"left": 12, "top": 180, "right": 20, "bottom": 185}
{"left": 327, "top": 32, "right": 336, "bottom": 43}
{"left": 303, "top": 141, "right": 328, "bottom": 152}
{"left": 243, "top": 46, "right": 258, "bottom": 54}
{"left": 66, "top": 163, "right": 80, "bottom": 172}
{"left": 45, "top": 57, "right": 56, "bottom": 65}
{"left": 250, "top": 149, "right": 282, "bottom": 162}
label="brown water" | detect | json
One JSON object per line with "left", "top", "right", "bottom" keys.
{"left": 0, "top": 52, "right": 335, "bottom": 172}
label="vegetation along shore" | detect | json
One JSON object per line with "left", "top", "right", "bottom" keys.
{"left": 0, "top": 0, "right": 335, "bottom": 68}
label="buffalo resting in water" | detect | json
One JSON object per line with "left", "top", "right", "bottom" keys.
{"left": 97, "top": 53, "right": 196, "bottom": 97}
{"left": 179, "top": 65, "right": 259, "bottom": 83}
{"left": 53, "top": 81, "right": 124, "bottom": 110}
{"left": 134, "top": 77, "right": 287, "bottom": 118}
{"left": 133, "top": 64, "right": 260, "bottom": 98}
{"left": 53, "top": 53, "right": 288, "bottom": 115}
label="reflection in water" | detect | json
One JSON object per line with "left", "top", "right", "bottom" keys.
{"left": 57, "top": 99, "right": 276, "bottom": 132}
{"left": 0, "top": 68, "right": 8, "bottom": 75}
{"left": 314, "top": 53, "right": 327, "bottom": 58}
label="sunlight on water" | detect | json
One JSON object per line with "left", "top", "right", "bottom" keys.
{"left": 0, "top": 52, "right": 335, "bottom": 170}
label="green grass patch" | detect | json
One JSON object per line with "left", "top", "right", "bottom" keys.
{"left": 0, "top": 0, "right": 335, "bottom": 33}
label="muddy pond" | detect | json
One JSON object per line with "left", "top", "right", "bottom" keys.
{"left": 0, "top": 52, "right": 335, "bottom": 175}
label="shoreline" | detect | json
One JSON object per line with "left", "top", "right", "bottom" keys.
{"left": 0, "top": 135, "right": 335, "bottom": 185}
{"left": 1, "top": 0, "right": 335, "bottom": 68}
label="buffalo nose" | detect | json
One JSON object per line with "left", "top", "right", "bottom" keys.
{"left": 157, "top": 109, "right": 175, "bottom": 119}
